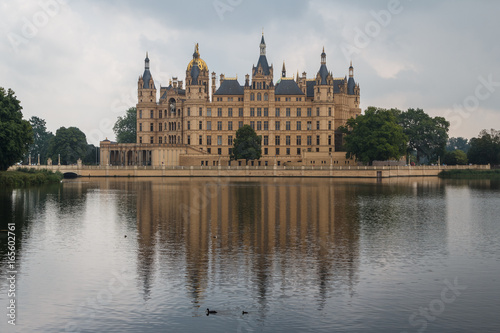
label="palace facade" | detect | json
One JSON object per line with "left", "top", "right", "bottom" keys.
{"left": 100, "top": 34, "right": 361, "bottom": 167}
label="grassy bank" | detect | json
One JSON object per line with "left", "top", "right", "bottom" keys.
{"left": 439, "top": 169, "right": 500, "bottom": 179}
{"left": 0, "top": 168, "right": 63, "bottom": 187}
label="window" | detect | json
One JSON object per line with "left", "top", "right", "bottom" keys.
{"left": 296, "top": 121, "right": 302, "bottom": 130}
{"left": 264, "top": 121, "right": 269, "bottom": 130}
{"left": 316, "top": 121, "right": 320, "bottom": 130}
{"left": 139, "top": 137, "right": 142, "bottom": 143}
{"left": 286, "top": 121, "right": 290, "bottom": 131}
{"left": 139, "top": 123, "right": 142, "bottom": 132}
{"left": 199, "top": 108, "right": 203, "bottom": 116}
{"left": 276, "top": 148, "right": 280, "bottom": 155}
{"left": 239, "top": 108, "right": 244, "bottom": 117}
{"left": 217, "top": 136, "right": 222, "bottom": 146}
{"left": 257, "top": 121, "right": 262, "bottom": 131}
{"left": 328, "top": 135, "right": 332, "bottom": 145}
{"left": 187, "top": 135, "right": 191, "bottom": 145}
{"left": 286, "top": 108, "right": 291, "bottom": 117}
{"left": 316, "top": 135, "right": 320, "bottom": 145}
{"left": 238, "top": 121, "right": 243, "bottom": 129}
{"left": 275, "top": 135, "right": 281, "bottom": 145}
{"left": 150, "top": 110, "right": 154, "bottom": 118}
{"left": 297, "top": 148, "right": 301, "bottom": 155}
{"left": 297, "top": 108, "right": 301, "bottom": 117}
{"left": 150, "top": 123, "right": 154, "bottom": 131}
{"left": 217, "top": 121, "right": 222, "bottom": 130}
{"left": 159, "top": 137, "right": 162, "bottom": 144}
{"left": 257, "top": 93, "right": 262, "bottom": 101}
{"left": 307, "top": 108, "right": 312, "bottom": 117}
{"left": 207, "top": 135, "right": 212, "bottom": 145}
{"left": 264, "top": 147, "right": 268, "bottom": 155}
{"left": 199, "top": 121, "right": 203, "bottom": 130}
{"left": 159, "top": 110, "right": 162, "bottom": 119}
{"left": 159, "top": 123, "right": 162, "bottom": 132}
{"left": 328, "top": 121, "right": 332, "bottom": 130}
{"left": 286, "top": 148, "right": 290, "bottom": 155}
{"left": 218, "top": 148, "right": 222, "bottom": 155}
{"left": 150, "top": 136, "right": 154, "bottom": 144}
{"left": 199, "top": 135, "right": 203, "bottom": 145}
{"left": 263, "top": 135, "right": 269, "bottom": 146}
{"left": 187, "top": 108, "right": 190, "bottom": 116}
{"left": 250, "top": 93, "right": 255, "bottom": 101}
{"left": 275, "top": 108, "right": 280, "bottom": 117}
{"left": 307, "top": 121, "right": 312, "bottom": 130}
{"left": 316, "top": 108, "right": 320, "bottom": 116}
{"left": 307, "top": 136, "right": 312, "bottom": 145}
{"left": 264, "top": 93, "right": 268, "bottom": 101}
{"left": 218, "top": 108, "right": 222, "bottom": 117}
{"left": 228, "top": 108, "right": 233, "bottom": 117}
{"left": 250, "top": 108, "right": 255, "bottom": 117}
{"left": 264, "top": 108, "right": 269, "bottom": 116}
{"left": 328, "top": 107, "right": 332, "bottom": 117}
{"left": 228, "top": 121, "right": 233, "bottom": 131}
{"left": 139, "top": 110, "right": 142, "bottom": 118}
{"left": 228, "top": 135, "right": 233, "bottom": 145}
{"left": 257, "top": 108, "right": 262, "bottom": 117}
{"left": 207, "top": 121, "right": 212, "bottom": 130}
{"left": 296, "top": 135, "right": 302, "bottom": 145}
{"left": 187, "top": 121, "right": 191, "bottom": 130}
{"left": 286, "top": 135, "right": 290, "bottom": 145}
{"left": 250, "top": 121, "right": 255, "bottom": 129}
{"left": 207, "top": 108, "right": 211, "bottom": 117}
{"left": 207, "top": 148, "right": 211, "bottom": 154}
{"left": 285, "top": 97, "right": 291, "bottom": 102}
{"left": 228, "top": 148, "right": 233, "bottom": 155}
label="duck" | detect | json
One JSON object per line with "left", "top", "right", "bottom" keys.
{"left": 242, "top": 311, "right": 248, "bottom": 315}
{"left": 206, "top": 308, "right": 217, "bottom": 315}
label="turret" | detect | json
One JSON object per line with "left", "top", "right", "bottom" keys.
{"left": 282, "top": 61, "right": 286, "bottom": 78}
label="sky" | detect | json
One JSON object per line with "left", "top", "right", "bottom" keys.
{"left": 1, "top": 0, "right": 499, "bottom": 145}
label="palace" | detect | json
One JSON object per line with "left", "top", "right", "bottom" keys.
{"left": 100, "top": 34, "right": 361, "bottom": 167}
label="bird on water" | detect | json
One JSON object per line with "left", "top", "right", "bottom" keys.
{"left": 206, "top": 308, "right": 217, "bottom": 315}
{"left": 242, "top": 311, "right": 248, "bottom": 315}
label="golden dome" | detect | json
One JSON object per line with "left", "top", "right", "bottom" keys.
{"left": 187, "top": 43, "right": 208, "bottom": 72}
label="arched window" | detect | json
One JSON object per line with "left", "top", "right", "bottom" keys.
{"left": 264, "top": 93, "right": 268, "bottom": 101}
{"left": 257, "top": 93, "right": 262, "bottom": 101}
{"left": 250, "top": 93, "right": 255, "bottom": 101}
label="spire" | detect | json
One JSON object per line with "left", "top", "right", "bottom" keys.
{"left": 193, "top": 43, "right": 200, "bottom": 59}
{"left": 349, "top": 61, "right": 354, "bottom": 78}
{"left": 282, "top": 61, "right": 286, "bottom": 78}
{"left": 260, "top": 33, "right": 266, "bottom": 56}
{"left": 145, "top": 52, "right": 150, "bottom": 70}
{"left": 296, "top": 70, "right": 299, "bottom": 83}
{"left": 321, "top": 47, "right": 326, "bottom": 65}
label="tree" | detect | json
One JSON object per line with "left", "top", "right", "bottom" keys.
{"left": 25, "top": 116, "right": 54, "bottom": 164}
{"left": 231, "top": 125, "right": 262, "bottom": 161}
{"left": 340, "top": 107, "right": 408, "bottom": 165}
{"left": 446, "top": 137, "right": 470, "bottom": 153}
{"left": 48, "top": 127, "right": 88, "bottom": 165}
{"left": 397, "top": 108, "right": 449, "bottom": 164}
{"left": 113, "top": 107, "right": 137, "bottom": 143}
{"left": 0, "top": 87, "right": 33, "bottom": 170}
{"left": 443, "top": 150, "right": 468, "bottom": 165}
{"left": 467, "top": 129, "right": 500, "bottom": 165}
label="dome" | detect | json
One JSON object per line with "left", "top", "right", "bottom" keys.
{"left": 187, "top": 43, "right": 208, "bottom": 72}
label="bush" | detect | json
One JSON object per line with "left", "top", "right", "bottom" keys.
{"left": 0, "top": 169, "right": 63, "bottom": 187}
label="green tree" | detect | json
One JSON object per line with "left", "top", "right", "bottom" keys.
{"left": 48, "top": 127, "right": 88, "bottom": 165}
{"left": 0, "top": 87, "right": 33, "bottom": 170}
{"left": 467, "top": 129, "right": 500, "bottom": 165}
{"left": 443, "top": 150, "right": 468, "bottom": 165}
{"left": 446, "top": 137, "right": 470, "bottom": 153}
{"left": 231, "top": 125, "right": 262, "bottom": 161}
{"left": 25, "top": 116, "right": 54, "bottom": 164}
{"left": 113, "top": 107, "right": 136, "bottom": 143}
{"left": 83, "top": 144, "right": 99, "bottom": 165}
{"left": 397, "top": 108, "right": 449, "bottom": 164}
{"left": 340, "top": 107, "right": 408, "bottom": 165}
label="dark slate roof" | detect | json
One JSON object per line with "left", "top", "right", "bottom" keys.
{"left": 333, "top": 79, "right": 344, "bottom": 94}
{"left": 348, "top": 77, "right": 356, "bottom": 95}
{"left": 214, "top": 79, "right": 244, "bottom": 95}
{"left": 142, "top": 68, "right": 153, "bottom": 89}
{"left": 253, "top": 55, "right": 270, "bottom": 76}
{"left": 306, "top": 81, "right": 316, "bottom": 97}
{"left": 275, "top": 79, "right": 304, "bottom": 95}
{"left": 318, "top": 64, "right": 329, "bottom": 85}
{"left": 190, "top": 65, "right": 200, "bottom": 85}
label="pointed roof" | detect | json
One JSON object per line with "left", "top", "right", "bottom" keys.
{"left": 254, "top": 55, "right": 270, "bottom": 76}
{"left": 142, "top": 52, "right": 154, "bottom": 89}
{"left": 214, "top": 79, "right": 244, "bottom": 95}
{"left": 275, "top": 78, "right": 304, "bottom": 95}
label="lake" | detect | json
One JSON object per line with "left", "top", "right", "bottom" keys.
{"left": 1, "top": 177, "right": 499, "bottom": 332}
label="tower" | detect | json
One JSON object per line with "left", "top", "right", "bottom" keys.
{"left": 252, "top": 33, "right": 273, "bottom": 89}
{"left": 186, "top": 43, "right": 210, "bottom": 101}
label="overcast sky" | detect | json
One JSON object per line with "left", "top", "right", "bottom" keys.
{"left": 1, "top": 0, "right": 499, "bottom": 144}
